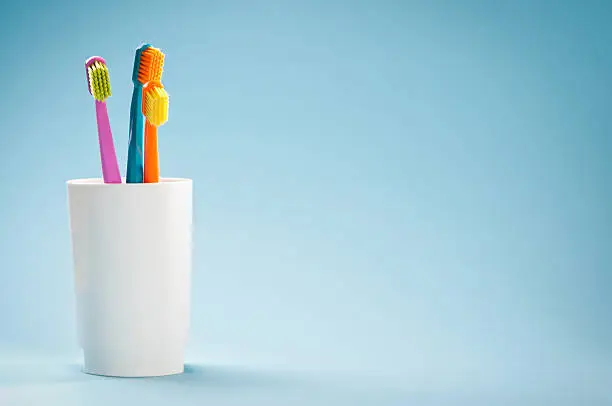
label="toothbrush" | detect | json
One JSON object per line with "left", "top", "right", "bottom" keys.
{"left": 126, "top": 44, "right": 165, "bottom": 183}
{"left": 142, "top": 81, "right": 169, "bottom": 183}
{"left": 85, "top": 56, "right": 121, "bottom": 184}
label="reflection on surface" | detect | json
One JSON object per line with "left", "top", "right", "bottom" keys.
{"left": 1, "top": 361, "right": 610, "bottom": 406}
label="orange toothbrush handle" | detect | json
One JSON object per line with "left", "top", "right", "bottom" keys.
{"left": 144, "top": 121, "right": 160, "bottom": 183}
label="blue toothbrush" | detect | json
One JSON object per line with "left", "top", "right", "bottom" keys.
{"left": 126, "top": 44, "right": 150, "bottom": 183}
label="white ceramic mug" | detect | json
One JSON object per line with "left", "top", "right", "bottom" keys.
{"left": 67, "top": 178, "right": 193, "bottom": 377}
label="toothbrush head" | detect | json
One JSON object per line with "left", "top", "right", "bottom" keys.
{"left": 85, "top": 56, "right": 111, "bottom": 102}
{"left": 142, "top": 81, "right": 169, "bottom": 127}
{"left": 133, "top": 43, "right": 164, "bottom": 85}
{"left": 131, "top": 43, "right": 150, "bottom": 83}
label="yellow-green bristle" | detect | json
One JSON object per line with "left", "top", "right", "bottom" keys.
{"left": 88, "top": 61, "right": 111, "bottom": 101}
{"left": 144, "top": 85, "right": 169, "bottom": 127}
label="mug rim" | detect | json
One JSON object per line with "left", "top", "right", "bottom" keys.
{"left": 66, "top": 178, "right": 192, "bottom": 186}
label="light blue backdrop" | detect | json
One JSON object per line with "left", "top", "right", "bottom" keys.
{"left": 0, "top": 0, "right": 610, "bottom": 404}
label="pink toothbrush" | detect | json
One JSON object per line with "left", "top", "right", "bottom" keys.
{"left": 85, "top": 56, "right": 122, "bottom": 184}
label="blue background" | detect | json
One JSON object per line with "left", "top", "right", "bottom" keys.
{"left": 0, "top": 0, "right": 611, "bottom": 404}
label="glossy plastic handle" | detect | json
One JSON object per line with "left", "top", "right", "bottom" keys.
{"left": 95, "top": 100, "right": 121, "bottom": 184}
{"left": 144, "top": 120, "right": 159, "bottom": 183}
{"left": 126, "top": 84, "right": 144, "bottom": 183}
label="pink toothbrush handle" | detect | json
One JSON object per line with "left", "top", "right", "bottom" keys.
{"left": 95, "top": 100, "right": 122, "bottom": 183}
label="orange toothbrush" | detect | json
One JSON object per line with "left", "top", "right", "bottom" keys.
{"left": 142, "top": 81, "right": 169, "bottom": 183}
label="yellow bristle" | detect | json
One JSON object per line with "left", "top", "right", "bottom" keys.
{"left": 143, "top": 84, "right": 169, "bottom": 127}
{"left": 88, "top": 61, "right": 111, "bottom": 101}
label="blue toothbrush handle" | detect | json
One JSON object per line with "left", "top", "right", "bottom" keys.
{"left": 126, "top": 84, "right": 144, "bottom": 183}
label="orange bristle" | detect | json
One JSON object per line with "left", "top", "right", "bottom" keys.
{"left": 137, "top": 47, "right": 165, "bottom": 84}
